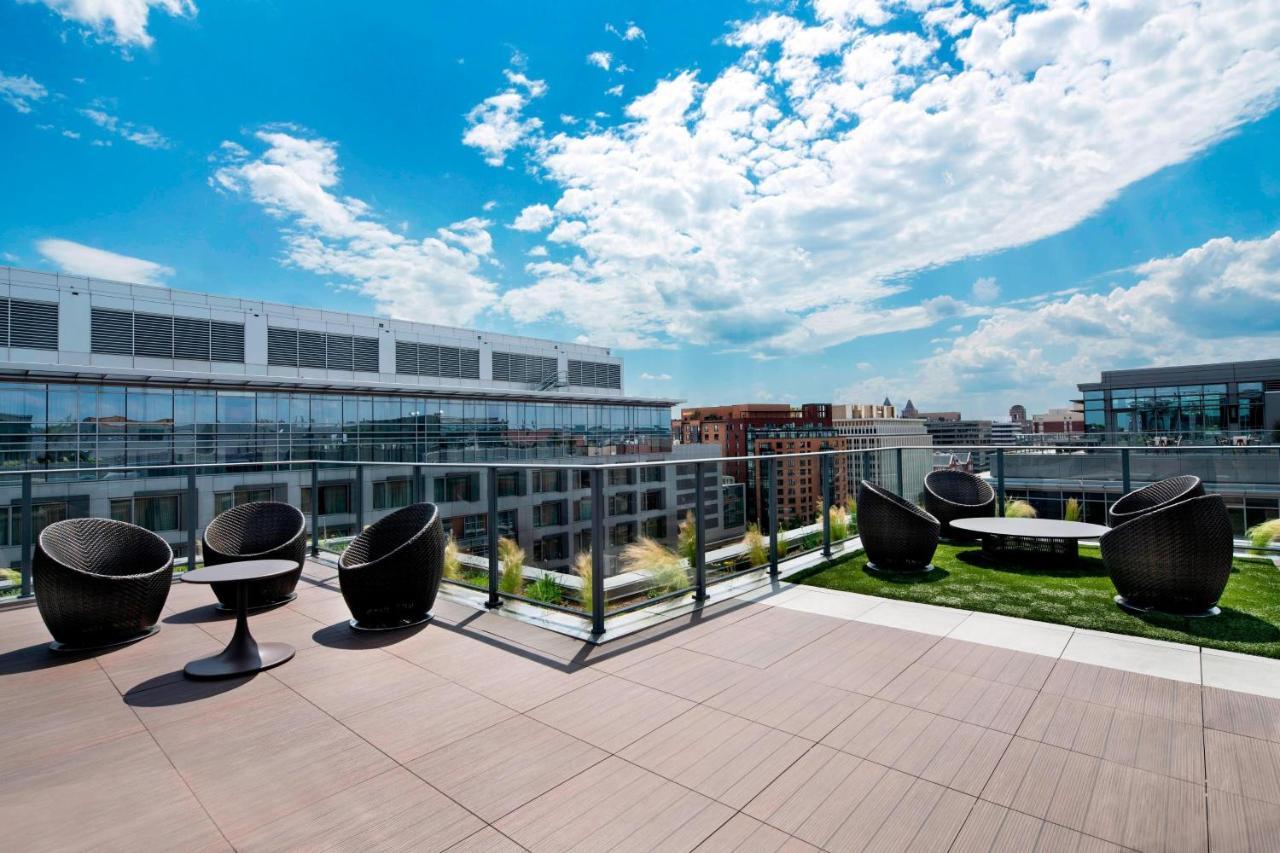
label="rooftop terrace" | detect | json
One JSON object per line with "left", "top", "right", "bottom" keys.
{"left": 6, "top": 556, "right": 1280, "bottom": 852}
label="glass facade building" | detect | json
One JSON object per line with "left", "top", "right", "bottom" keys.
{"left": 0, "top": 381, "right": 671, "bottom": 477}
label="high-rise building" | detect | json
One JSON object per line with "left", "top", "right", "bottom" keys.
{"left": 918, "top": 412, "right": 995, "bottom": 471}
{"left": 0, "top": 265, "right": 730, "bottom": 575}
{"left": 745, "top": 428, "right": 851, "bottom": 526}
{"left": 900, "top": 399, "right": 919, "bottom": 418}
{"left": 674, "top": 403, "right": 832, "bottom": 489}
{"left": 831, "top": 405, "right": 932, "bottom": 499}
{"left": 1009, "top": 404, "right": 1027, "bottom": 424}
{"left": 1029, "top": 407, "right": 1084, "bottom": 434}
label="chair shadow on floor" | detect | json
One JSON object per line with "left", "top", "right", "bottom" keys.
{"left": 858, "top": 564, "right": 950, "bottom": 584}
{"left": 310, "top": 619, "right": 430, "bottom": 650}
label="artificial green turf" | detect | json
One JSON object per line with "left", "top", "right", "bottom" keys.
{"left": 791, "top": 542, "right": 1280, "bottom": 659}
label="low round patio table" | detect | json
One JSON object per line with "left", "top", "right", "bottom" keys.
{"left": 949, "top": 517, "right": 1110, "bottom": 567}
{"left": 180, "top": 559, "right": 298, "bottom": 679}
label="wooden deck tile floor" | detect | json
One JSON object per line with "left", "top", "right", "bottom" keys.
{"left": 5, "top": 561, "right": 1280, "bottom": 851}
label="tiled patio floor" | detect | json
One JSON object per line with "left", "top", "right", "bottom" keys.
{"left": 4, "top": 561, "right": 1280, "bottom": 852}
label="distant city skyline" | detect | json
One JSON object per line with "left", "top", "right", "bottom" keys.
{"left": 2, "top": 0, "right": 1278, "bottom": 417}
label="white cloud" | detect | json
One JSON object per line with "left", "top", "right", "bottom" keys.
{"left": 36, "top": 238, "right": 173, "bottom": 285}
{"left": 607, "top": 22, "right": 645, "bottom": 42}
{"left": 80, "top": 107, "right": 169, "bottom": 148}
{"left": 640, "top": 371, "right": 672, "bottom": 381}
{"left": 0, "top": 72, "right": 48, "bottom": 113}
{"left": 559, "top": 114, "right": 578, "bottom": 125}
{"left": 482, "top": 200, "right": 497, "bottom": 211}
{"left": 586, "top": 51, "right": 613, "bottom": 71}
{"left": 510, "top": 204, "right": 555, "bottom": 232}
{"left": 61, "top": 129, "right": 80, "bottom": 138}
{"left": 527, "top": 245, "right": 548, "bottom": 257}
{"left": 22, "top": 0, "right": 196, "bottom": 48}
{"left": 462, "top": 66, "right": 546, "bottom": 166}
{"left": 468, "top": 0, "right": 1280, "bottom": 352}
{"left": 213, "top": 128, "right": 498, "bottom": 325}
{"left": 971, "top": 276, "right": 999, "bottom": 303}
{"left": 605, "top": 84, "right": 624, "bottom": 97}
{"left": 840, "top": 230, "right": 1280, "bottom": 414}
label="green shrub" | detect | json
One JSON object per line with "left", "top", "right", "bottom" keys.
{"left": 676, "top": 511, "right": 697, "bottom": 564}
{"left": 777, "top": 531, "right": 790, "bottom": 558}
{"left": 498, "top": 537, "right": 525, "bottom": 595}
{"left": 801, "top": 532, "right": 822, "bottom": 551}
{"left": 621, "top": 536, "right": 688, "bottom": 594}
{"left": 443, "top": 539, "right": 463, "bottom": 581}
{"left": 742, "top": 523, "right": 769, "bottom": 567}
{"left": 1004, "top": 499, "right": 1038, "bottom": 519}
{"left": 526, "top": 572, "right": 563, "bottom": 605}
{"left": 828, "top": 505, "right": 850, "bottom": 541}
{"left": 574, "top": 550, "right": 593, "bottom": 613}
{"left": 845, "top": 496, "right": 858, "bottom": 531}
{"left": 1248, "top": 519, "right": 1280, "bottom": 551}
{"left": 1063, "top": 497, "right": 1081, "bottom": 523}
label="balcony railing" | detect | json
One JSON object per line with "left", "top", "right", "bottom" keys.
{"left": 1, "top": 443, "right": 1277, "bottom": 637}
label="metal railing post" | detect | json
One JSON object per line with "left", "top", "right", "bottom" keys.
{"left": 186, "top": 469, "right": 197, "bottom": 573}
{"left": 862, "top": 450, "right": 872, "bottom": 485}
{"left": 996, "top": 449, "right": 1006, "bottom": 516}
{"left": 414, "top": 464, "right": 425, "bottom": 504}
{"left": 309, "top": 461, "right": 320, "bottom": 556}
{"left": 821, "top": 454, "right": 832, "bottom": 558}
{"left": 20, "top": 472, "right": 33, "bottom": 597}
{"left": 355, "top": 465, "right": 365, "bottom": 533}
{"left": 894, "top": 446, "right": 904, "bottom": 496}
{"left": 590, "top": 467, "right": 605, "bottom": 635}
{"left": 768, "top": 455, "right": 779, "bottom": 576}
{"left": 1121, "top": 448, "right": 1132, "bottom": 496}
{"left": 486, "top": 467, "right": 501, "bottom": 608}
{"left": 693, "top": 461, "right": 708, "bottom": 601}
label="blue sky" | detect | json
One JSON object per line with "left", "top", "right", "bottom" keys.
{"left": 2, "top": 0, "right": 1278, "bottom": 418}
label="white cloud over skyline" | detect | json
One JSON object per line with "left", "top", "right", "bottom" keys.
{"left": 838, "top": 229, "right": 1280, "bottom": 416}
{"left": 461, "top": 65, "right": 547, "bottom": 166}
{"left": 459, "top": 0, "right": 1280, "bottom": 358}
{"left": 21, "top": 0, "right": 196, "bottom": 48}
{"left": 0, "top": 72, "right": 48, "bottom": 113}
{"left": 213, "top": 128, "right": 499, "bottom": 325}
{"left": 36, "top": 238, "right": 173, "bottom": 285}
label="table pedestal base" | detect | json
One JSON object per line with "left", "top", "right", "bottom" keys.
{"left": 981, "top": 534, "right": 1078, "bottom": 566}
{"left": 184, "top": 579, "right": 295, "bottom": 680}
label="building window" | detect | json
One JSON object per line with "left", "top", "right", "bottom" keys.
{"left": 2, "top": 501, "right": 69, "bottom": 547}
{"left": 213, "top": 486, "right": 277, "bottom": 515}
{"left": 640, "top": 466, "right": 665, "bottom": 483}
{"left": 532, "top": 468, "right": 567, "bottom": 493}
{"left": 574, "top": 496, "right": 592, "bottom": 522}
{"left": 608, "top": 468, "right": 636, "bottom": 486}
{"left": 110, "top": 494, "right": 183, "bottom": 531}
{"left": 534, "top": 500, "right": 567, "bottom": 528}
{"left": 496, "top": 509, "right": 517, "bottom": 539}
{"left": 573, "top": 530, "right": 592, "bottom": 554}
{"left": 496, "top": 470, "right": 526, "bottom": 497}
{"left": 609, "top": 492, "right": 636, "bottom": 517}
{"left": 609, "top": 522, "right": 637, "bottom": 547}
{"left": 641, "top": 489, "right": 665, "bottom": 512}
{"left": 373, "top": 479, "right": 413, "bottom": 510}
{"left": 642, "top": 516, "right": 667, "bottom": 539}
{"left": 574, "top": 469, "right": 592, "bottom": 490}
{"left": 434, "top": 473, "right": 479, "bottom": 503}
{"left": 301, "top": 483, "right": 351, "bottom": 516}
{"left": 533, "top": 533, "right": 568, "bottom": 563}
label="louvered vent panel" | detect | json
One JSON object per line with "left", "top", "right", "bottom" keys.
{"left": 568, "top": 360, "right": 585, "bottom": 386}
{"left": 133, "top": 313, "right": 174, "bottom": 358}
{"left": 438, "top": 346, "right": 461, "bottom": 378}
{"left": 267, "top": 327, "right": 298, "bottom": 366}
{"left": 325, "top": 334, "right": 354, "bottom": 370}
{"left": 210, "top": 321, "right": 244, "bottom": 363}
{"left": 297, "top": 331, "right": 326, "bottom": 368}
{"left": 91, "top": 308, "right": 134, "bottom": 355}
{"left": 395, "top": 340, "right": 417, "bottom": 374}
{"left": 353, "top": 336, "right": 380, "bottom": 373}
{"left": 174, "top": 317, "right": 212, "bottom": 360}
{"left": 460, "top": 348, "right": 480, "bottom": 380}
{"left": 606, "top": 363, "right": 621, "bottom": 389}
{"left": 567, "top": 359, "right": 621, "bottom": 389}
{"left": 419, "top": 344, "right": 441, "bottom": 377}
{"left": 8, "top": 299, "right": 59, "bottom": 351}
{"left": 492, "top": 351, "right": 512, "bottom": 382}
{"left": 0, "top": 299, "right": 10, "bottom": 348}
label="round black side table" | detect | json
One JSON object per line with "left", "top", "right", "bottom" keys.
{"left": 180, "top": 559, "right": 299, "bottom": 679}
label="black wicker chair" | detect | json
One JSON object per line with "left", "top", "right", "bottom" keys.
{"left": 1101, "top": 494, "right": 1233, "bottom": 617}
{"left": 202, "top": 501, "right": 306, "bottom": 611}
{"left": 857, "top": 481, "right": 940, "bottom": 574}
{"left": 33, "top": 518, "right": 173, "bottom": 652}
{"left": 339, "top": 503, "right": 445, "bottom": 631}
{"left": 1108, "top": 475, "right": 1204, "bottom": 527}
{"left": 923, "top": 470, "right": 996, "bottom": 540}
